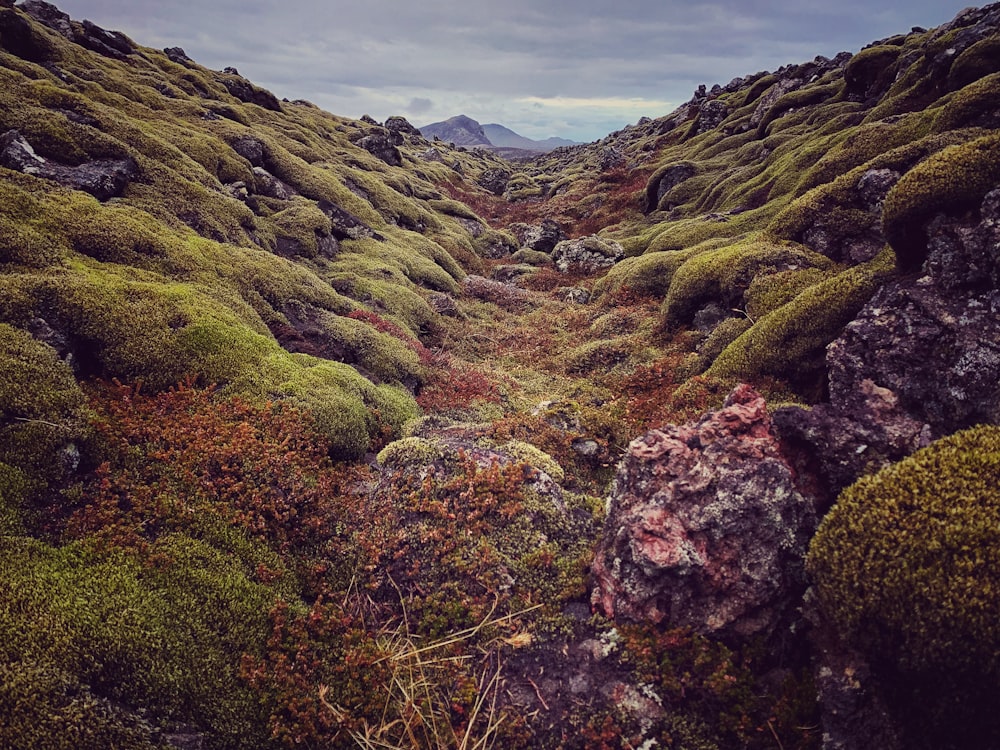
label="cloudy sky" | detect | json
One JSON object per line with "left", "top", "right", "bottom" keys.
{"left": 46, "top": 0, "right": 979, "bottom": 142}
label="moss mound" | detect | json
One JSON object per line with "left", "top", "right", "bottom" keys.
{"left": 808, "top": 424, "right": 1000, "bottom": 675}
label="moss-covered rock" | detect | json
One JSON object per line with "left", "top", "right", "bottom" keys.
{"left": 883, "top": 132, "right": 1000, "bottom": 270}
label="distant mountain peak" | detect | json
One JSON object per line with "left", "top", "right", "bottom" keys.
{"left": 419, "top": 115, "right": 579, "bottom": 153}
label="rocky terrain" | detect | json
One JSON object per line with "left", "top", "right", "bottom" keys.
{"left": 2, "top": 1, "right": 1000, "bottom": 749}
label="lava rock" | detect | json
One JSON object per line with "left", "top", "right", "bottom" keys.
{"left": 477, "top": 167, "right": 511, "bottom": 196}
{"left": 357, "top": 131, "right": 402, "bottom": 166}
{"left": 551, "top": 235, "right": 624, "bottom": 273}
{"left": 522, "top": 219, "right": 565, "bottom": 253}
{"left": 384, "top": 115, "right": 421, "bottom": 136}
{"left": 0, "top": 7, "right": 54, "bottom": 62}
{"left": 591, "top": 384, "right": 816, "bottom": 639}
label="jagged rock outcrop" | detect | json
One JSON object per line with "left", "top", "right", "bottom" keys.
{"left": 591, "top": 385, "right": 816, "bottom": 639}
{"left": 477, "top": 167, "right": 511, "bottom": 196}
{"left": 356, "top": 130, "right": 403, "bottom": 166}
{"left": 0, "top": 129, "right": 138, "bottom": 201}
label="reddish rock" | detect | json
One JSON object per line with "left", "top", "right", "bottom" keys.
{"left": 591, "top": 385, "right": 816, "bottom": 639}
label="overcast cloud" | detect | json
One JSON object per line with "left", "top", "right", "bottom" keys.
{"left": 43, "top": 0, "right": 980, "bottom": 142}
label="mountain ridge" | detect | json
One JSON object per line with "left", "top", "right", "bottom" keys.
{"left": 420, "top": 113, "right": 579, "bottom": 152}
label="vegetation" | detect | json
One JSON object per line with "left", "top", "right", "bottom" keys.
{"left": 1, "top": 2, "right": 999, "bottom": 747}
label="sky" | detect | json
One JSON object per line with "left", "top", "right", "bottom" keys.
{"left": 42, "top": 0, "right": 981, "bottom": 143}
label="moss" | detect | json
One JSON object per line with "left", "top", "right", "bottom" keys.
{"left": 945, "top": 35, "right": 1000, "bottom": 91}
{"left": 500, "top": 440, "right": 565, "bottom": 483}
{"left": 661, "top": 237, "right": 833, "bottom": 328}
{"left": 0, "top": 660, "right": 163, "bottom": 750}
{"left": 427, "top": 198, "right": 480, "bottom": 221}
{"left": 696, "top": 316, "right": 753, "bottom": 370}
{"left": 0, "top": 324, "right": 86, "bottom": 508}
{"left": 808, "top": 424, "right": 1000, "bottom": 674}
{"left": 268, "top": 199, "right": 332, "bottom": 258}
{"left": 0, "top": 534, "right": 283, "bottom": 749}
{"left": 755, "top": 81, "right": 844, "bottom": 138}
{"left": 267, "top": 355, "right": 417, "bottom": 459}
{"left": 313, "top": 310, "right": 424, "bottom": 383}
{"left": 883, "top": 131, "right": 1000, "bottom": 270}
{"left": 376, "top": 436, "right": 443, "bottom": 468}
{"left": 510, "top": 248, "right": 552, "bottom": 266}
{"left": 933, "top": 71, "right": 1000, "bottom": 132}
{"left": 844, "top": 45, "right": 903, "bottom": 98}
{"left": 560, "top": 338, "right": 632, "bottom": 375}
{"left": 708, "top": 248, "right": 895, "bottom": 394}
{"left": 744, "top": 267, "right": 833, "bottom": 320}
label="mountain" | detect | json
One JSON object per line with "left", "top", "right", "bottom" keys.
{"left": 417, "top": 114, "right": 491, "bottom": 146}
{"left": 2, "top": 2, "right": 1000, "bottom": 749}
{"left": 482, "top": 123, "right": 579, "bottom": 151}
{"left": 420, "top": 115, "right": 579, "bottom": 153}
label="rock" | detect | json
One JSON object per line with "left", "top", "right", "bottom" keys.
{"left": 218, "top": 73, "right": 281, "bottom": 111}
{"left": 647, "top": 162, "right": 696, "bottom": 212}
{"left": 356, "top": 131, "right": 402, "bottom": 166}
{"left": 597, "top": 145, "right": 625, "bottom": 171}
{"left": 924, "top": 188, "right": 1000, "bottom": 291}
{"left": 696, "top": 99, "right": 730, "bottom": 133}
{"left": 76, "top": 19, "right": 135, "bottom": 60}
{"left": 428, "top": 292, "right": 460, "bottom": 317}
{"left": 805, "top": 592, "right": 903, "bottom": 750}
{"left": 557, "top": 287, "right": 591, "bottom": 304}
{"left": 384, "top": 116, "right": 420, "bottom": 136}
{"left": 419, "top": 147, "right": 444, "bottom": 163}
{"left": 477, "top": 167, "right": 511, "bottom": 196}
{"left": 163, "top": 46, "right": 191, "bottom": 64}
{"left": 591, "top": 385, "right": 816, "bottom": 639}
{"left": 251, "top": 167, "right": 296, "bottom": 200}
{"left": 774, "top": 379, "right": 932, "bottom": 507}
{"left": 0, "top": 7, "right": 54, "bottom": 62}
{"left": 523, "top": 219, "right": 565, "bottom": 253}
{"left": 231, "top": 136, "right": 266, "bottom": 167}
{"left": 462, "top": 274, "right": 531, "bottom": 311}
{"left": 856, "top": 168, "right": 900, "bottom": 213}
{"left": 551, "top": 236, "right": 624, "bottom": 273}
{"left": 317, "top": 200, "right": 375, "bottom": 241}
{"left": 749, "top": 77, "right": 803, "bottom": 128}
{"left": 19, "top": 0, "right": 72, "bottom": 39}
{"left": 825, "top": 280, "right": 1000, "bottom": 436}
{"left": 0, "top": 129, "right": 138, "bottom": 201}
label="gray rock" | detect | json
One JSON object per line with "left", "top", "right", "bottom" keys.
{"left": 551, "top": 235, "right": 624, "bottom": 273}
{"left": 231, "top": 136, "right": 266, "bottom": 167}
{"left": 384, "top": 115, "right": 421, "bottom": 136}
{"left": 251, "top": 167, "right": 296, "bottom": 200}
{"left": 523, "top": 219, "right": 565, "bottom": 253}
{"left": 696, "top": 99, "right": 730, "bottom": 133}
{"left": 477, "top": 167, "right": 511, "bottom": 196}
{"left": 357, "top": 131, "right": 402, "bottom": 166}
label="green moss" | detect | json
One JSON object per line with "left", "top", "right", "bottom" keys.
{"left": 744, "top": 267, "right": 833, "bottom": 320}
{"left": 755, "top": 81, "right": 844, "bottom": 138}
{"left": 267, "top": 355, "right": 417, "bottom": 459}
{"left": 883, "top": 131, "right": 1000, "bottom": 270}
{"left": 0, "top": 324, "right": 85, "bottom": 510}
{"left": 0, "top": 534, "right": 281, "bottom": 749}
{"left": 510, "top": 248, "right": 552, "bottom": 266}
{"left": 809, "top": 424, "right": 1000, "bottom": 674}
{"left": 933, "top": 72, "right": 1000, "bottom": 132}
{"left": 0, "top": 660, "right": 163, "bottom": 750}
{"left": 661, "top": 237, "right": 833, "bottom": 328}
{"left": 376, "top": 436, "right": 443, "bottom": 468}
{"left": 946, "top": 35, "right": 1000, "bottom": 90}
{"left": 427, "top": 198, "right": 480, "bottom": 221}
{"left": 844, "top": 45, "right": 903, "bottom": 97}
{"left": 500, "top": 440, "right": 565, "bottom": 483}
{"left": 268, "top": 199, "right": 332, "bottom": 258}
{"left": 708, "top": 248, "right": 895, "bottom": 394}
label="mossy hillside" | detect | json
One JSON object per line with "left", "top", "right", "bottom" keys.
{"left": 883, "top": 131, "right": 1000, "bottom": 270}
{"left": 707, "top": 248, "right": 896, "bottom": 394}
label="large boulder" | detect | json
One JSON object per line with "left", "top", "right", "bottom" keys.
{"left": 356, "top": 131, "right": 402, "bottom": 167}
{"left": 591, "top": 385, "right": 816, "bottom": 639}
{"left": 522, "top": 219, "right": 565, "bottom": 253}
